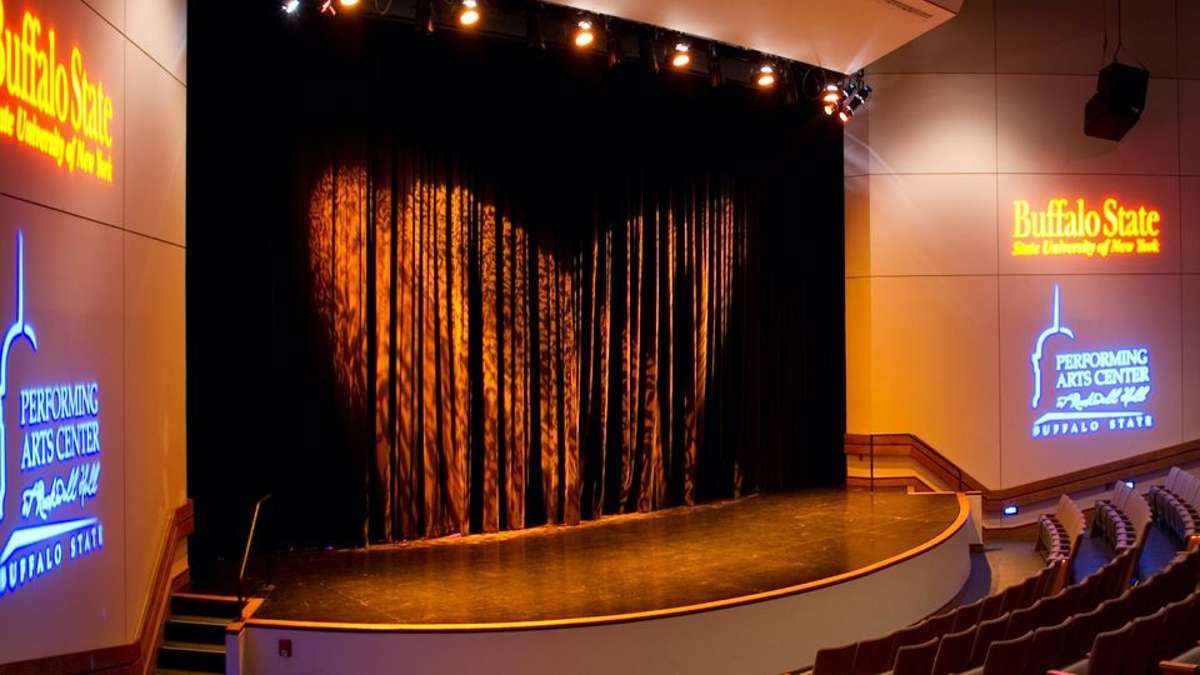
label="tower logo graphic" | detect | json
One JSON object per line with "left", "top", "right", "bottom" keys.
{"left": 1029, "top": 285, "right": 1153, "bottom": 439}
{"left": 0, "top": 232, "right": 104, "bottom": 598}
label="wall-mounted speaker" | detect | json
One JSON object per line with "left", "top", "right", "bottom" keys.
{"left": 1084, "top": 62, "right": 1150, "bottom": 141}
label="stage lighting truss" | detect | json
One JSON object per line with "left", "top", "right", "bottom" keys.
{"left": 300, "top": 0, "right": 847, "bottom": 114}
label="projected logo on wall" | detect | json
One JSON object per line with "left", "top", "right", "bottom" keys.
{"left": 0, "top": 0, "right": 116, "bottom": 183}
{"left": 1012, "top": 198, "right": 1161, "bottom": 258}
{"left": 0, "top": 232, "right": 103, "bottom": 598}
{"left": 1029, "top": 285, "right": 1153, "bottom": 439}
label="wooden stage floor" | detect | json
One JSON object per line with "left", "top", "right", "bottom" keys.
{"left": 243, "top": 488, "right": 961, "bottom": 625}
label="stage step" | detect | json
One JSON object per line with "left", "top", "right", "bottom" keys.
{"left": 158, "top": 641, "right": 225, "bottom": 673}
{"left": 156, "top": 593, "right": 243, "bottom": 674}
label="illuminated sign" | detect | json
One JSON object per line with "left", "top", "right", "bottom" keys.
{"left": 1029, "top": 285, "right": 1153, "bottom": 439}
{"left": 0, "top": 233, "right": 103, "bottom": 597}
{"left": 0, "top": 0, "right": 115, "bottom": 183}
{"left": 1012, "top": 198, "right": 1161, "bottom": 258}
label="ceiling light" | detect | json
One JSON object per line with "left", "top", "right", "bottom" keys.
{"left": 755, "top": 64, "right": 776, "bottom": 88}
{"left": 282, "top": 0, "right": 301, "bottom": 13}
{"left": 574, "top": 19, "right": 595, "bottom": 48}
{"left": 671, "top": 42, "right": 690, "bottom": 69}
{"left": 459, "top": 0, "right": 480, "bottom": 27}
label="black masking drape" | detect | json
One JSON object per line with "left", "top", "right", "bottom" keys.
{"left": 188, "top": 11, "right": 846, "bottom": 552}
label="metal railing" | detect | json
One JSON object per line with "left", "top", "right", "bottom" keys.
{"left": 237, "top": 493, "right": 272, "bottom": 605}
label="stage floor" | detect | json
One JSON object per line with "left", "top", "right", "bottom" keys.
{"left": 246, "top": 488, "right": 961, "bottom": 626}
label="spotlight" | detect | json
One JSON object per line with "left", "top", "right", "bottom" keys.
{"left": 339, "top": 0, "right": 359, "bottom": 6}
{"left": 574, "top": 18, "right": 595, "bottom": 48}
{"left": 755, "top": 64, "right": 776, "bottom": 88}
{"left": 282, "top": 0, "right": 301, "bottom": 13}
{"left": 458, "top": 0, "right": 480, "bottom": 27}
{"left": 671, "top": 42, "right": 690, "bottom": 69}
{"left": 822, "top": 83, "right": 842, "bottom": 110}
{"left": 838, "top": 107, "right": 852, "bottom": 123}
{"left": 1002, "top": 505, "right": 1018, "bottom": 517}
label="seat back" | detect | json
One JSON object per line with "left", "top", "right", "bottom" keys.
{"left": 1120, "top": 608, "right": 1165, "bottom": 675}
{"left": 1111, "top": 480, "right": 1132, "bottom": 511}
{"left": 979, "top": 633, "right": 1030, "bottom": 675}
{"left": 1000, "top": 573, "right": 1040, "bottom": 615}
{"left": 968, "top": 613, "right": 1011, "bottom": 669}
{"left": 925, "top": 609, "right": 957, "bottom": 642}
{"left": 1165, "top": 467, "right": 1182, "bottom": 494}
{"left": 1086, "top": 623, "right": 1132, "bottom": 675}
{"left": 849, "top": 632, "right": 895, "bottom": 675}
{"left": 950, "top": 596, "right": 984, "bottom": 633}
{"left": 1024, "top": 620, "right": 1069, "bottom": 675}
{"left": 812, "top": 641, "right": 857, "bottom": 675}
{"left": 978, "top": 591, "right": 1006, "bottom": 624}
{"left": 891, "top": 636, "right": 939, "bottom": 675}
{"left": 931, "top": 626, "right": 976, "bottom": 675}
{"left": 1004, "top": 600, "right": 1039, "bottom": 641}
{"left": 887, "top": 620, "right": 931, "bottom": 665}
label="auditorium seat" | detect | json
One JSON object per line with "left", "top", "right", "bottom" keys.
{"left": 848, "top": 632, "right": 895, "bottom": 675}
{"left": 1121, "top": 607, "right": 1166, "bottom": 675}
{"left": 886, "top": 620, "right": 931, "bottom": 663}
{"left": 978, "top": 591, "right": 1006, "bottom": 624}
{"left": 966, "top": 632, "right": 1031, "bottom": 675}
{"left": 950, "top": 596, "right": 985, "bottom": 633}
{"left": 1024, "top": 620, "right": 1069, "bottom": 675}
{"left": 1052, "top": 623, "right": 1132, "bottom": 675}
{"left": 811, "top": 642, "right": 856, "bottom": 674}
{"left": 930, "top": 625, "right": 976, "bottom": 675}
{"left": 1161, "top": 645, "right": 1200, "bottom": 674}
{"left": 888, "top": 636, "right": 938, "bottom": 675}
{"left": 923, "top": 609, "right": 956, "bottom": 642}
{"left": 967, "top": 613, "right": 1011, "bottom": 669}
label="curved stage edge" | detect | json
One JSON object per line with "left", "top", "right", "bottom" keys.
{"left": 232, "top": 493, "right": 972, "bottom": 675}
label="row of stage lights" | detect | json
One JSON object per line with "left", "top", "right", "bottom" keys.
{"left": 282, "top": 0, "right": 871, "bottom": 122}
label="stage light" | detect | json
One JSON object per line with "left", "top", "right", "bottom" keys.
{"left": 574, "top": 19, "right": 595, "bottom": 48}
{"left": 671, "top": 42, "right": 690, "bottom": 69}
{"left": 1123, "top": 480, "right": 1135, "bottom": 488}
{"left": 340, "top": 0, "right": 359, "bottom": 6}
{"left": 1003, "top": 505, "right": 1019, "bottom": 517}
{"left": 838, "top": 108, "right": 852, "bottom": 123}
{"left": 282, "top": 0, "right": 301, "bottom": 14}
{"left": 823, "top": 103, "right": 835, "bottom": 116}
{"left": 458, "top": 0, "right": 480, "bottom": 27}
{"left": 822, "top": 83, "right": 842, "bottom": 107}
{"left": 755, "top": 64, "right": 776, "bottom": 88}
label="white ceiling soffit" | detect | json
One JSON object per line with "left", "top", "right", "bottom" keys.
{"left": 546, "top": 0, "right": 963, "bottom": 74}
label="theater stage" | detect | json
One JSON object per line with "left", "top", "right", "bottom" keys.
{"left": 232, "top": 489, "right": 972, "bottom": 675}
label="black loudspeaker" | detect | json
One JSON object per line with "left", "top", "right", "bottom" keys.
{"left": 1084, "top": 62, "right": 1150, "bottom": 141}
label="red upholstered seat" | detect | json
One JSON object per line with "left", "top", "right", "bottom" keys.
{"left": 812, "top": 641, "right": 856, "bottom": 675}
{"left": 979, "top": 633, "right": 1031, "bottom": 675}
{"left": 924, "top": 609, "right": 957, "bottom": 642}
{"left": 1024, "top": 620, "right": 1069, "bottom": 675}
{"left": 1082, "top": 623, "right": 1134, "bottom": 675}
{"left": 849, "top": 632, "right": 896, "bottom": 675}
{"left": 968, "top": 613, "right": 1011, "bottom": 669}
{"left": 931, "top": 625, "right": 977, "bottom": 675}
{"left": 951, "top": 596, "right": 985, "bottom": 633}
{"left": 890, "top": 636, "right": 939, "bottom": 675}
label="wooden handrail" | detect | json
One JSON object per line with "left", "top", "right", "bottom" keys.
{"left": 846, "top": 433, "right": 1200, "bottom": 513}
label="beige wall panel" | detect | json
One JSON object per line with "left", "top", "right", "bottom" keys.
{"left": 1181, "top": 80, "right": 1200, "bottom": 176}
{"left": 124, "top": 44, "right": 186, "bottom": 245}
{"left": 846, "top": 278, "right": 872, "bottom": 433}
{"left": 996, "top": 0, "right": 1176, "bottom": 77}
{"left": 999, "top": 275, "right": 1182, "bottom": 488}
{"left": 0, "top": 0, "right": 125, "bottom": 226}
{"left": 844, "top": 110, "right": 870, "bottom": 178}
{"left": 864, "top": 74, "right": 997, "bottom": 175}
{"left": 0, "top": 197, "right": 126, "bottom": 661}
{"left": 81, "top": 0, "right": 123, "bottom": 30}
{"left": 126, "top": 0, "right": 187, "bottom": 83}
{"left": 868, "top": 173, "right": 997, "bottom": 277}
{"left": 122, "top": 235, "right": 186, "bottom": 640}
{"left": 867, "top": 0, "right": 995, "bottom": 75}
{"left": 997, "top": 75, "right": 1179, "bottom": 176}
{"left": 845, "top": 176, "right": 870, "bottom": 277}
{"left": 997, "top": 174, "right": 1180, "bottom": 275}
{"left": 1184, "top": 276, "right": 1200, "bottom": 442}
{"left": 869, "top": 275, "right": 1001, "bottom": 487}
{"left": 1184, "top": 176, "right": 1200, "bottom": 274}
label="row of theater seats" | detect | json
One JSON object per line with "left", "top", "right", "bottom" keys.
{"left": 1150, "top": 467, "right": 1200, "bottom": 542}
{"left": 810, "top": 563, "right": 1062, "bottom": 675}
{"left": 1036, "top": 495, "right": 1086, "bottom": 566}
{"left": 1093, "top": 481, "right": 1153, "bottom": 553}
{"left": 810, "top": 483, "right": 1176, "bottom": 675}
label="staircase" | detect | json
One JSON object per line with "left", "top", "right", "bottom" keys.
{"left": 157, "top": 593, "right": 244, "bottom": 674}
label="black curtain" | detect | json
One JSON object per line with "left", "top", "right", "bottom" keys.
{"left": 188, "top": 7, "right": 846, "bottom": 556}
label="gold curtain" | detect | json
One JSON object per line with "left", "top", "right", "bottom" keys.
{"left": 308, "top": 150, "right": 750, "bottom": 541}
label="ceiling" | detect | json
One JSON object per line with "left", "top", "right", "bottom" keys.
{"left": 546, "top": 0, "right": 964, "bottom": 74}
